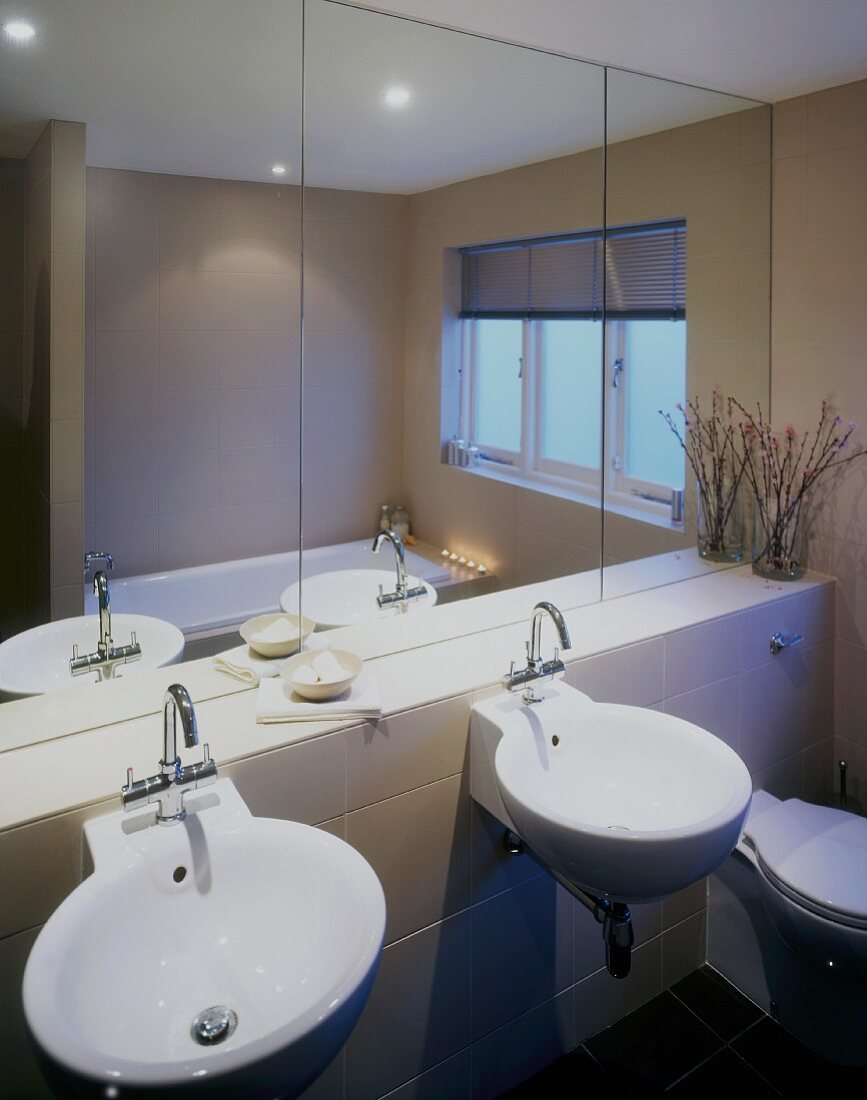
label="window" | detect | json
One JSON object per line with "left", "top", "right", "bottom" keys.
{"left": 458, "top": 222, "right": 686, "bottom": 510}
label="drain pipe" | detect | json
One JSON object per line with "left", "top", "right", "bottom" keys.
{"left": 504, "top": 831, "right": 634, "bottom": 979}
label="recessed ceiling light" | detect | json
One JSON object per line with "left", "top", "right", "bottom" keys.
{"left": 4, "top": 20, "right": 36, "bottom": 41}
{"left": 383, "top": 85, "right": 411, "bottom": 109}
{"left": 271, "top": 164, "right": 287, "bottom": 176}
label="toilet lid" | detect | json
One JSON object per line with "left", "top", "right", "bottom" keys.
{"left": 745, "top": 799, "right": 867, "bottom": 925}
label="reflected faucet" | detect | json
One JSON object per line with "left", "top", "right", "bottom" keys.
{"left": 70, "top": 552, "right": 142, "bottom": 680}
{"left": 122, "top": 684, "right": 218, "bottom": 825}
{"left": 502, "top": 601, "right": 572, "bottom": 704}
{"left": 371, "top": 529, "right": 427, "bottom": 608}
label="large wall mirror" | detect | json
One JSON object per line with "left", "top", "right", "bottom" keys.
{"left": 0, "top": 0, "right": 770, "bottom": 720}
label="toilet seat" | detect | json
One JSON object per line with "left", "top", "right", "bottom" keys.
{"left": 744, "top": 798, "right": 867, "bottom": 930}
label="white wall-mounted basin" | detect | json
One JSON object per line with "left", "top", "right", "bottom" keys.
{"left": 0, "top": 614, "right": 185, "bottom": 699}
{"left": 281, "top": 568, "right": 437, "bottom": 629}
{"left": 23, "top": 780, "right": 385, "bottom": 1098}
{"left": 471, "top": 682, "right": 752, "bottom": 902}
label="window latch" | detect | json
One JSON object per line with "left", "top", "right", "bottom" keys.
{"left": 612, "top": 358, "right": 624, "bottom": 389}
{"left": 612, "top": 455, "right": 623, "bottom": 472}
{"left": 517, "top": 355, "right": 523, "bottom": 380}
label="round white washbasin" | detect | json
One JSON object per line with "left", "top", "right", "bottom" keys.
{"left": 495, "top": 702, "right": 752, "bottom": 901}
{"left": 281, "top": 569, "right": 437, "bottom": 629}
{"left": 23, "top": 782, "right": 386, "bottom": 1099}
{"left": 0, "top": 614, "right": 185, "bottom": 699}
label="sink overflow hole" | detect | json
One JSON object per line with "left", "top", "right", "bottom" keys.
{"left": 173, "top": 866, "right": 187, "bottom": 883}
{"left": 551, "top": 735, "right": 560, "bottom": 747}
{"left": 192, "top": 1006, "right": 238, "bottom": 1045}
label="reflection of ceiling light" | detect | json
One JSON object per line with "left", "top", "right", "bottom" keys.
{"left": 383, "top": 85, "right": 411, "bottom": 109}
{"left": 4, "top": 21, "right": 36, "bottom": 41}
{"left": 271, "top": 164, "right": 287, "bottom": 176}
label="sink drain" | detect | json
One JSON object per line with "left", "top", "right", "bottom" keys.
{"left": 191, "top": 1006, "right": 238, "bottom": 1045}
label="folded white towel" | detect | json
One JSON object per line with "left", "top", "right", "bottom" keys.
{"left": 213, "top": 633, "right": 333, "bottom": 685}
{"left": 213, "top": 644, "right": 281, "bottom": 685}
{"left": 256, "top": 673, "right": 382, "bottom": 723}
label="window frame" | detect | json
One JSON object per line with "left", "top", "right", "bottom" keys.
{"left": 460, "top": 315, "right": 685, "bottom": 508}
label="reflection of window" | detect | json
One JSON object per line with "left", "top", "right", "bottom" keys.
{"left": 458, "top": 221, "right": 686, "bottom": 508}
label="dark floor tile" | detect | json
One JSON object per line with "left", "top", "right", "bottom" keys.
{"left": 503, "top": 1045, "right": 611, "bottom": 1097}
{"left": 732, "top": 1018, "right": 867, "bottom": 1094}
{"left": 670, "top": 966, "right": 763, "bottom": 1041}
{"left": 667, "top": 1048, "right": 779, "bottom": 1097}
{"left": 585, "top": 991, "right": 723, "bottom": 1093}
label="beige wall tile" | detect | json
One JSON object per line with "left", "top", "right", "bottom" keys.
{"left": 159, "top": 269, "right": 221, "bottom": 330}
{"left": 49, "top": 417, "right": 82, "bottom": 503}
{"left": 805, "top": 78, "right": 867, "bottom": 153}
{"left": 158, "top": 507, "right": 219, "bottom": 569}
{"left": 94, "top": 331, "right": 158, "bottom": 396}
{"left": 93, "top": 264, "right": 158, "bottom": 331}
{"left": 346, "top": 774, "right": 471, "bottom": 944}
{"left": 219, "top": 271, "right": 298, "bottom": 331}
{"left": 95, "top": 201, "right": 158, "bottom": 269}
{"left": 662, "top": 911, "right": 707, "bottom": 986}
{"left": 50, "top": 334, "right": 84, "bottom": 417}
{"left": 471, "top": 992, "right": 572, "bottom": 1099}
{"left": 773, "top": 95, "right": 807, "bottom": 159}
{"left": 344, "top": 911, "right": 472, "bottom": 1100}
{"left": 94, "top": 166, "right": 160, "bottom": 210}
{"left": 159, "top": 207, "right": 222, "bottom": 272}
{"left": 223, "top": 731, "right": 346, "bottom": 826}
{"left": 472, "top": 876, "right": 575, "bottom": 1041}
{"left": 50, "top": 500, "right": 83, "bottom": 587}
{"left": 346, "top": 694, "right": 471, "bottom": 811}
{"left": 159, "top": 330, "right": 219, "bottom": 392}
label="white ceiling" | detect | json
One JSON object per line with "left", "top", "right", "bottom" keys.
{"left": 0, "top": 0, "right": 861, "bottom": 191}
{"left": 362, "top": 0, "right": 867, "bottom": 103}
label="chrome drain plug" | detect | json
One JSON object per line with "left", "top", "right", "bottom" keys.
{"left": 191, "top": 1006, "right": 238, "bottom": 1045}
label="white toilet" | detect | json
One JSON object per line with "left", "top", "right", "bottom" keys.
{"left": 709, "top": 789, "right": 867, "bottom": 1066}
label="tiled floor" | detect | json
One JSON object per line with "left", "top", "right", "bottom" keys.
{"left": 505, "top": 966, "right": 867, "bottom": 1096}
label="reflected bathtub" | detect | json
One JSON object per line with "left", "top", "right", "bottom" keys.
{"left": 84, "top": 540, "right": 451, "bottom": 638}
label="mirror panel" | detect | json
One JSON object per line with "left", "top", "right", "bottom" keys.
{"left": 300, "top": 0, "right": 605, "bottom": 645}
{"left": 601, "top": 70, "right": 771, "bottom": 597}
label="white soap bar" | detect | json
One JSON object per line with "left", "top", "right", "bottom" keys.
{"left": 291, "top": 664, "right": 319, "bottom": 686}
{"left": 312, "top": 651, "right": 348, "bottom": 684}
{"left": 252, "top": 618, "right": 296, "bottom": 645}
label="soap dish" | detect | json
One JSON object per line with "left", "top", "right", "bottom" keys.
{"left": 281, "top": 649, "right": 363, "bottom": 701}
{"left": 239, "top": 613, "right": 316, "bottom": 658}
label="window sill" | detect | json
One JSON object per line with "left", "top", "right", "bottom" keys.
{"left": 450, "top": 460, "right": 685, "bottom": 534}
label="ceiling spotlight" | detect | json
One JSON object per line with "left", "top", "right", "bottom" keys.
{"left": 4, "top": 20, "right": 36, "bottom": 41}
{"left": 383, "top": 85, "right": 411, "bottom": 109}
{"left": 271, "top": 164, "right": 287, "bottom": 176}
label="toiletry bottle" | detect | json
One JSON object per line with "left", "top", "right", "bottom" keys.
{"left": 379, "top": 504, "right": 391, "bottom": 531}
{"left": 391, "top": 505, "right": 410, "bottom": 540}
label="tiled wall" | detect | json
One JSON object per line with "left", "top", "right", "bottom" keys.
{"left": 769, "top": 78, "right": 867, "bottom": 801}
{"left": 0, "top": 157, "right": 26, "bottom": 637}
{"left": 402, "top": 106, "right": 770, "bottom": 587}
{"left": 21, "top": 121, "right": 86, "bottom": 628}
{"left": 84, "top": 170, "right": 409, "bottom": 578}
{"left": 84, "top": 168, "right": 303, "bottom": 575}
{"left": 0, "top": 583, "right": 833, "bottom": 1098}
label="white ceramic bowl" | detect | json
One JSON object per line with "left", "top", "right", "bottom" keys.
{"left": 281, "top": 650, "right": 363, "bottom": 701}
{"left": 239, "top": 613, "right": 315, "bottom": 659}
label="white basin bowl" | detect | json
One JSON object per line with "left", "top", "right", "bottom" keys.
{"left": 23, "top": 780, "right": 385, "bottom": 1099}
{"left": 0, "top": 614, "right": 185, "bottom": 699}
{"left": 281, "top": 569, "right": 437, "bottom": 629}
{"left": 471, "top": 685, "right": 752, "bottom": 901}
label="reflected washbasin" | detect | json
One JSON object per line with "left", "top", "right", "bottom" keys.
{"left": 281, "top": 569, "right": 437, "bottom": 629}
{"left": 0, "top": 614, "right": 185, "bottom": 699}
{"left": 471, "top": 682, "right": 752, "bottom": 901}
{"left": 23, "top": 780, "right": 385, "bottom": 1099}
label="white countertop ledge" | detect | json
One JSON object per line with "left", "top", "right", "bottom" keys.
{"left": 0, "top": 564, "right": 832, "bottom": 832}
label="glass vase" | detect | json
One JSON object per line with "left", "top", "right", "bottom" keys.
{"left": 696, "top": 478, "right": 744, "bottom": 563}
{"left": 751, "top": 496, "right": 805, "bottom": 581}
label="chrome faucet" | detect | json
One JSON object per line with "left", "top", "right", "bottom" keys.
{"left": 371, "top": 529, "right": 427, "bottom": 608}
{"left": 121, "top": 684, "right": 218, "bottom": 824}
{"left": 70, "top": 552, "right": 141, "bottom": 680}
{"left": 502, "top": 601, "right": 572, "bottom": 704}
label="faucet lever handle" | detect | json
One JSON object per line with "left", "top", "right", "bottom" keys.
{"left": 203, "top": 743, "right": 210, "bottom": 765}
{"left": 553, "top": 646, "right": 560, "bottom": 664}
{"left": 125, "top": 766, "right": 134, "bottom": 790}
